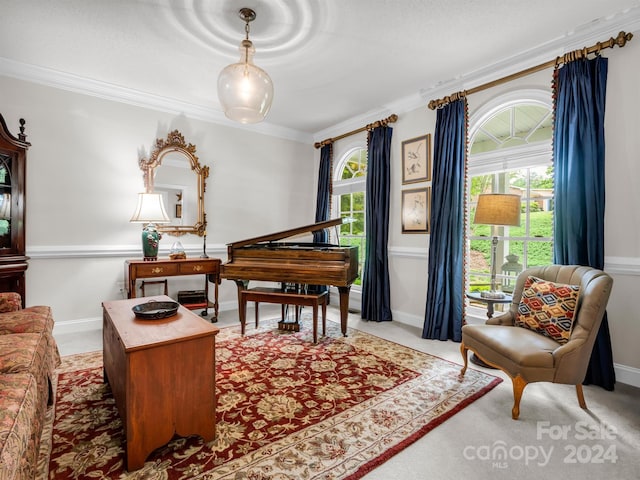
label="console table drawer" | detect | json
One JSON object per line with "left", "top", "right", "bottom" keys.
{"left": 178, "top": 262, "right": 215, "bottom": 275}
{"left": 134, "top": 263, "right": 180, "bottom": 277}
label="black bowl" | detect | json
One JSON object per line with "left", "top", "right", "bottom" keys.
{"left": 132, "top": 300, "right": 179, "bottom": 320}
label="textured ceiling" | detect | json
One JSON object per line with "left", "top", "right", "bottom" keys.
{"left": 0, "top": 0, "right": 639, "bottom": 140}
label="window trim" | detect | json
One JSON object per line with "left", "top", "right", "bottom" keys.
{"left": 331, "top": 142, "right": 368, "bottom": 293}
{"left": 466, "top": 89, "right": 554, "bottom": 312}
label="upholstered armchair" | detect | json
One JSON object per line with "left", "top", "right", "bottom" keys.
{"left": 460, "top": 265, "right": 613, "bottom": 419}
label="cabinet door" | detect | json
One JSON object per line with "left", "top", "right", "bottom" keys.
{"left": 0, "top": 115, "right": 29, "bottom": 304}
{"left": 0, "top": 153, "right": 12, "bottom": 250}
{"left": 0, "top": 152, "right": 24, "bottom": 254}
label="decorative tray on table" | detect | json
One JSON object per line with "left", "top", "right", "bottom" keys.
{"left": 132, "top": 300, "right": 179, "bottom": 320}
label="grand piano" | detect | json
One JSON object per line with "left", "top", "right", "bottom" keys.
{"left": 220, "top": 218, "right": 359, "bottom": 336}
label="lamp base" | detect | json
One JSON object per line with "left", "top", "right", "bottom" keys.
{"left": 141, "top": 223, "right": 161, "bottom": 261}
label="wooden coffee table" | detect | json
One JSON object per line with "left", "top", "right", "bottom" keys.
{"left": 102, "top": 295, "right": 219, "bottom": 471}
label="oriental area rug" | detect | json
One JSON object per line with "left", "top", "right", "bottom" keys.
{"left": 42, "top": 317, "right": 501, "bottom": 479}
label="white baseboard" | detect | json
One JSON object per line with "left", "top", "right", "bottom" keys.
{"left": 53, "top": 317, "right": 102, "bottom": 336}
{"left": 389, "top": 310, "right": 424, "bottom": 330}
{"left": 612, "top": 363, "right": 640, "bottom": 388}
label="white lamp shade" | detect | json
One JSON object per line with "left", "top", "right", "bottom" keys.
{"left": 130, "top": 193, "right": 170, "bottom": 224}
{"left": 217, "top": 42, "right": 273, "bottom": 124}
{"left": 473, "top": 194, "right": 521, "bottom": 226}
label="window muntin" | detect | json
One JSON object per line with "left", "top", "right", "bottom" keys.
{"left": 470, "top": 104, "right": 553, "bottom": 154}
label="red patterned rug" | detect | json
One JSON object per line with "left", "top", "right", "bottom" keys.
{"left": 45, "top": 317, "right": 501, "bottom": 479}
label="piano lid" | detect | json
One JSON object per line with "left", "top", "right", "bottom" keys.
{"left": 227, "top": 218, "right": 343, "bottom": 249}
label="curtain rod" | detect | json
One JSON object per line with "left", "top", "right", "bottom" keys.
{"left": 314, "top": 114, "right": 398, "bottom": 149}
{"left": 428, "top": 30, "right": 633, "bottom": 110}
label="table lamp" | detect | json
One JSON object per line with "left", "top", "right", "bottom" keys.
{"left": 473, "top": 193, "right": 521, "bottom": 297}
{"left": 130, "top": 192, "right": 170, "bottom": 261}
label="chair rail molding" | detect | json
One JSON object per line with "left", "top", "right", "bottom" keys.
{"left": 27, "top": 244, "right": 637, "bottom": 278}
{"left": 388, "top": 246, "right": 427, "bottom": 259}
{"left": 603, "top": 257, "right": 640, "bottom": 276}
{"left": 26, "top": 244, "right": 226, "bottom": 259}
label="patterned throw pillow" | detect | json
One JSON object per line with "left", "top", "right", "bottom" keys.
{"left": 515, "top": 276, "right": 580, "bottom": 344}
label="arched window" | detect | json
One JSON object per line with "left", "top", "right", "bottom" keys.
{"left": 467, "top": 90, "right": 554, "bottom": 296}
{"left": 332, "top": 145, "right": 367, "bottom": 286}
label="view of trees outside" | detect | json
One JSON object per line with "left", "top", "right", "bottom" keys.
{"left": 468, "top": 165, "right": 554, "bottom": 292}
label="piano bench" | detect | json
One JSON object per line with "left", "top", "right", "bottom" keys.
{"left": 239, "top": 287, "right": 328, "bottom": 343}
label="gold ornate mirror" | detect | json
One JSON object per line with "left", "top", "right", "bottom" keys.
{"left": 139, "top": 130, "right": 209, "bottom": 236}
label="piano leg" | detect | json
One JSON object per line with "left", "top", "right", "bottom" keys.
{"left": 234, "top": 280, "right": 250, "bottom": 334}
{"left": 337, "top": 286, "right": 351, "bottom": 337}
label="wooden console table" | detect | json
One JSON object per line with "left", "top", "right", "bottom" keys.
{"left": 102, "top": 296, "right": 219, "bottom": 471}
{"left": 125, "top": 258, "right": 221, "bottom": 320}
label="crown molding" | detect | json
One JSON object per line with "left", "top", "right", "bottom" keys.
{"left": 419, "top": 7, "right": 640, "bottom": 106}
{"left": 312, "top": 108, "right": 397, "bottom": 146}
{"left": 0, "top": 57, "right": 312, "bottom": 144}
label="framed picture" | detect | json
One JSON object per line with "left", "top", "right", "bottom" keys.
{"left": 402, "top": 134, "right": 431, "bottom": 184}
{"left": 401, "top": 187, "right": 430, "bottom": 234}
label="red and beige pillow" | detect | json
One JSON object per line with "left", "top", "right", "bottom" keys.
{"left": 515, "top": 275, "right": 580, "bottom": 344}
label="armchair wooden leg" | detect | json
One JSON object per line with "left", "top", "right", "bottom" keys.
{"left": 511, "top": 375, "right": 527, "bottom": 420}
{"left": 576, "top": 384, "right": 587, "bottom": 409}
{"left": 460, "top": 343, "right": 469, "bottom": 375}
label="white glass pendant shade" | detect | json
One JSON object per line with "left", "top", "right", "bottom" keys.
{"left": 217, "top": 40, "right": 273, "bottom": 124}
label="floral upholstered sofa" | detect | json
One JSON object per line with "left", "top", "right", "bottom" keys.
{"left": 0, "top": 292, "right": 61, "bottom": 480}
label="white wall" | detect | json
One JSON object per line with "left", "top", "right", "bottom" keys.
{"left": 0, "top": 76, "right": 316, "bottom": 322}
{"left": 1, "top": 28, "right": 638, "bottom": 385}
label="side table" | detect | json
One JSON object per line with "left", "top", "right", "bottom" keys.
{"left": 465, "top": 291, "right": 513, "bottom": 367}
{"left": 465, "top": 291, "right": 513, "bottom": 319}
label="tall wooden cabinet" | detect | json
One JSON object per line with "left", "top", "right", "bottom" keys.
{"left": 0, "top": 114, "right": 30, "bottom": 306}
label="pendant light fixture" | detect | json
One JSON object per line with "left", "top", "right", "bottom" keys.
{"left": 217, "top": 8, "right": 274, "bottom": 124}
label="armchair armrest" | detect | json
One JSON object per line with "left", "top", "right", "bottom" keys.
{"left": 486, "top": 310, "right": 515, "bottom": 326}
{"left": 0, "top": 292, "right": 23, "bottom": 313}
{"left": 551, "top": 338, "right": 591, "bottom": 384}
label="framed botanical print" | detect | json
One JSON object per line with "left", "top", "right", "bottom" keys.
{"left": 402, "top": 134, "right": 431, "bottom": 184}
{"left": 401, "top": 187, "right": 430, "bottom": 234}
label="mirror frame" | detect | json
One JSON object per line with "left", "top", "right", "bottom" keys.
{"left": 139, "top": 130, "right": 209, "bottom": 236}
